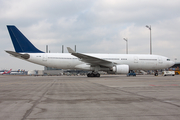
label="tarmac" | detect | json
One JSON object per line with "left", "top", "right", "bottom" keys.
{"left": 0, "top": 75, "right": 180, "bottom": 120}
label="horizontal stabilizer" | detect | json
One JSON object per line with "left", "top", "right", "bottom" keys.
{"left": 5, "top": 50, "right": 30, "bottom": 59}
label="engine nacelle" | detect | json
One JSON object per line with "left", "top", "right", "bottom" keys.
{"left": 112, "top": 65, "right": 129, "bottom": 74}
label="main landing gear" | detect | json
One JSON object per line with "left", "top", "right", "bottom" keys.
{"left": 87, "top": 72, "right": 100, "bottom": 77}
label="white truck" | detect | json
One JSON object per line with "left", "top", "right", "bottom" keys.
{"left": 162, "top": 71, "right": 175, "bottom": 76}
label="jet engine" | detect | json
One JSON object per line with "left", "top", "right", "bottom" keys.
{"left": 112, "top": 65, "right": 129, "bottom": 74}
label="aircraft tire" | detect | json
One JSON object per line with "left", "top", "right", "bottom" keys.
{"left": 154, "top": 73, "right": 158, "bottom": 76}
{"left": 95, "top": 73, "right": 100, "bottom": 77}
{"left": 87, "top": 73, "right": 100, "bottom": 77}
{"left": 87, "top": 74, "right": 89, "bottom": 77}
{"left": 87, "top": 73, "right": 92, "bottom": 77}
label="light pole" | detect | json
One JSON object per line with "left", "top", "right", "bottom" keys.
{"left": 123, "top": 38, "right": 128, "bottom": 54}
{"left": 146, "top": 25, "right": 152, "bottom": 54}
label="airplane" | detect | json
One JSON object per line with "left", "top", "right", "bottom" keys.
{"left": 5, "top": 25, "right": 175, "bottom": 77}
{"left": 0, "top": 69, "right": 12, "bottom": 75}
{"left": 0, "top": 70, "right": 6, "bottom": 75}
{"left": 5, "top": 69, "right": 12, "bottom": 74}
{"left": 10, "top": 69, "right": 24, "bottom": 75}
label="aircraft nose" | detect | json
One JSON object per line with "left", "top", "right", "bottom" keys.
{"left": 169, "top": 61, "right": 175, "bottom": 67}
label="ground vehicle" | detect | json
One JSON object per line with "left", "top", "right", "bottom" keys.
{"left": 175, "top": 70, "right": 180, "bottom": 75}
{"left": 127, "top": 71, "right": 136, "bottom": 76}
{"left": 162, "top": 71, "right": 175, "bottom": 76}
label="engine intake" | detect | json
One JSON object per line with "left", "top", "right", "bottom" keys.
{"left": 112, "top": 65, "right": 129, "bottom": 74}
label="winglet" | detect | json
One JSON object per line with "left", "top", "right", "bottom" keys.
{"left": 67, "top": 47, "right": 76, "bottom": 53}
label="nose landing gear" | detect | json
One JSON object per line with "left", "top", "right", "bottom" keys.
{"left": 154, "top": 70, "right": 158, "bottom": 76}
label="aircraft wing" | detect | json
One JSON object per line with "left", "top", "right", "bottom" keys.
{"left": 5, "top": 51, "right": 30, "bottom": 59}
{"left": 67, "top": 47, "right": 115, "bottom": 68}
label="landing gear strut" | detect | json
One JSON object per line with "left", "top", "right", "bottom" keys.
{"left": 87, "top": 72, "right": 100, "bottom": 77}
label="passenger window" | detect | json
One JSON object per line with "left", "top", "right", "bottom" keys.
{"left": 167, "top": 59, "right": 170, "bottom": 61}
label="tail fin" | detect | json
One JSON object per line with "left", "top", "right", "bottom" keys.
{"left": 7, "top": 25, "right": 44, "bottom": 53}
{"left": 2, "top": 70, "right": 6, "bottom": 75}
{"left": 6, "top": 69, "right": 12, "bottom": 74}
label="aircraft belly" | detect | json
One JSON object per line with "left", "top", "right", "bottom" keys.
{"left": 140, "top": 62, "right": 157, "bottom": 70}
{"left": 129, "top": 61, "right": 159, "bottom": 70}
{"left": 46, "top": 60, "right": 69, "bottom": 69}
{"left": 46, "top": 59, "right": 79, "bottom": 69}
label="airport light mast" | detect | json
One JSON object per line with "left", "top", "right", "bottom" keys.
{"left": 123, "top": 38, "right": 128, "bottom": 54}
{"left": 146, "top": 25, "right": 152, "bottom": 55}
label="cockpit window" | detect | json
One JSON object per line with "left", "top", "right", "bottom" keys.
{"left": 167, "top": 59, "right": 170, "bottom": 61}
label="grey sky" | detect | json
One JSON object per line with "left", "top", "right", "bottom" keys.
{"left": 0, "top": 0, "right": 180, "bottom": 70}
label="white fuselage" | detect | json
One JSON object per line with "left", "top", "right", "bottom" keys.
{"left": 25, "top": 53, "right": 174, "bottom": 71}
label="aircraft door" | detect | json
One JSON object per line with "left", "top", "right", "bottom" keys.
{"left": 43, "top": 54, "right": 47, "bottom": 61}
{"left": 134, "top": 56, "right": 138, "bottom": 63}
{"left": 158, "top": 57, "right": 163, "bottom": 64}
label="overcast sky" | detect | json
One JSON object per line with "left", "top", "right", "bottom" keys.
{"left": 0, "top": 0, "right": 180, "bottom": 70}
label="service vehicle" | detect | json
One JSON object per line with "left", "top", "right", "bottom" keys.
{"left": 162, "top": 71, "right": 175, "bottom": 76}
